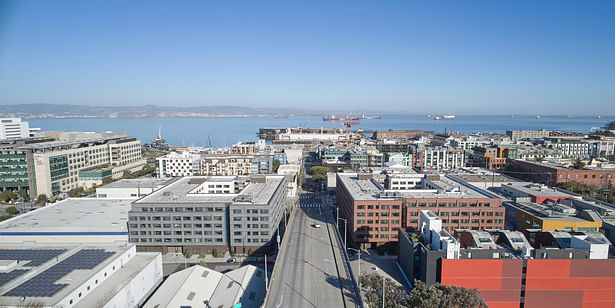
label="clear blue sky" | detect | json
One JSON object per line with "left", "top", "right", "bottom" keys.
{"left": 0, "top": 0, "right": 614, "bottom": 115}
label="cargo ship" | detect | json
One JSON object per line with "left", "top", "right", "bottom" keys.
{"left": 536, "top": 116, "right": 550, "bottom": 120}
{"left": 323, "top": 115, "right": 361, "bottom": 121}
{"left": 434, "top": 115, "right": 456, "bottom": 120}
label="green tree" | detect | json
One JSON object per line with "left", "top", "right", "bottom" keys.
{"left": 5, "top": 206, "right": 17, "bottom": 215}
{"left": 68, "top": 187, "right": 85, "bottom": 198}
{"left": 572, "top": 159, "right": 586, "bottom": 170}
{"left": 37, "top": 194, "right": 47, "bottom": 206}
{"left": 122, "top": 170, "right": 132, "bottom": 179}
{"left": 408, "top": 279, "right": 488, "bottom": 308}
{"left": 309, "top": 166, "right": 333, "bottom": 182}
{"left": 0, "top": 190, "right": 15, "bottom": 202}
{"left": 272, "top": 159, "right": 281, "bottom": 173}
{"left": 18, "top": 188, "right": 29, "bottom": 200}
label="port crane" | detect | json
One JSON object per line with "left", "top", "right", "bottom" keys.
{"left": 342, "top": 121, "right": 360, "bottom": 148}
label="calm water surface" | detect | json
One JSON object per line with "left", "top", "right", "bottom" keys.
{"left": 28, "top": 115, "right": 610, "bottom": 148}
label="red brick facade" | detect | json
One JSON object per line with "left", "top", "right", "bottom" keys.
{"left": 507, "top": 159, "right": 615, "bottom": 188}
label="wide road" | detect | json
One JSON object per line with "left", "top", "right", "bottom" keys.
{"left": 265, "top": 194, "right": 359, "bottom": 308}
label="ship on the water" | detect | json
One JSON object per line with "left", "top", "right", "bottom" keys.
{"left": 536, "top": 116, "right": 550, "bottom": 120}
{"left": 434, "top": 115, "right": 456, "bottom": 120}
{"left": 323, "top": 115, "right": 361, "bottom": 121}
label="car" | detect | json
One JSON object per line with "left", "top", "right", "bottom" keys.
{"left": 244, "top": 257, "right": 257, "bottom": 262}
{"left": 312, "top": 223, "right": 321, "bottom": 228}
{"left": 227, "top": 258, "right": 236, "bottom": 263}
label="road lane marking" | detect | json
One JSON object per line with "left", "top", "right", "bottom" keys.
{"left": 276, "top": 294, "right": 284, "bottom": 308}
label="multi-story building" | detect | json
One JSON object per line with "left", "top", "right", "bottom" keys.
{"left": 410, "top": 145, "right": 465, "bottom": 170}
{"left": 399, "top": 210, "right": 615, "bottom": 308}
{"left": 386, "top": 152, "right": 410, "bottom": 167}
{"left": 503, "top": 201, "right": 602, "bottom": 233}
{"left": 156, "top": 151, "right": 201, "bottom": 177}
{"left": 0, "top": 134, "right": 144, "bottom": 196}
{"left": 372, "top": 129, "right": 427, "bottom": 141}
{"left": 543, "top": 138, "right": 600, "bottom": 159}
{"left": 0, "top": 118, "right": 33, "bottom": 140}
{"left": 128, "top": 175, "right": 288, "bottom": 255}
{"left": 336, "top": 173, "right": 504, "bottom": 249}
{"left": 507, "top": 159, "right": 615, "bottom": 187}
{"left": 506, "top": 129, "right": 550, "bottom": 142}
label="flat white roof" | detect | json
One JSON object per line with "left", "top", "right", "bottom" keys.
{"left": 0, "top": 198, "right": 131, "bottom": 235}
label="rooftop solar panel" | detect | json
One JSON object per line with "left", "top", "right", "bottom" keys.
{"left": 0, "top": 270, "right": 28, "bottom": 288}
{"left": 3, "top": 249, "right": 115, "bottom": 298}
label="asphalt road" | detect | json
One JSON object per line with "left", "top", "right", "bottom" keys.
{"left": 265, "top": 196, "right": 358, "bottom": 308}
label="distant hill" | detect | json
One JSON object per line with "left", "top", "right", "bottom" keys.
{"left": 0, "top": 104, "right": 318, "bottom": 118}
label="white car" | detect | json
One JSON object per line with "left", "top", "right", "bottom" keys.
{"left": 312, "top": 223, "right": 321, "bottom": 228}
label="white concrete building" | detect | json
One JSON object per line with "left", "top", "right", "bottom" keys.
{"left": 0, "top": 243, "right": 162, "bottom": 308}
{"left": 156, "top": 151, "right": 201, "bottom": 177}
{"left": 0, "top": 118, "right": 31, "bottom": 140}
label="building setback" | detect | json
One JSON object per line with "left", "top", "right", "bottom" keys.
{"left": 129, "top": 175, "right": 287, "bottom": 255}
{"left": 336, "top": 173, "right": 504, "bottom": 249}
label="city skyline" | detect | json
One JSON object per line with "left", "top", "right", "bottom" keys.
{"left": 1, "top": 1, "right": 614, "bottom": 115}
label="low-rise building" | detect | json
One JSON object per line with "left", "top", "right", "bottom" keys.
{"left": 0, "top": 243, "right": 162, "bottom": 308}
{"left": 410, "top": 145, "right": 465, "bottom": 170}
{"left": 96, "top": 178, "right": 169, "bottom": 199}
{"left": 143, "top": 264, "right": 265, "bottom": 308}
{"left": 503, "top": 201, "right": 602, "bottom": 233}
{"left": 0, "top": 198, "right": 132, "bottom": 244}
{"left": 507, "top": 159, "right": 615, "bottom": 187}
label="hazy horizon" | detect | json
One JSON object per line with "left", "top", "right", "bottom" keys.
{"left": 1, "top": 1, "right": 614, "bottom": 115}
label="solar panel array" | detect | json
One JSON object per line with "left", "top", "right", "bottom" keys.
{"left": 0, "top": 249, "right": 66, "bottom": 266}
{"left": 0, "top": 270, "right": 28, "bottom": 287}
{"left": 4, "top": 249, "right": 115, "bottom": 298}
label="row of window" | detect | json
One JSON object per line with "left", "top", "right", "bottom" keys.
{"left": 140, "top": 207, "right": 225, "bottom": 212}
{"left": 131, "top": 216, "right": 224, "bottom": 221}
{"left": 356, "top": 219, "right": 401, "bottom": 225}
{"left": 408, "top": 219, "right": 502, "bottom": 224}
{"left": 131, "top": 237, "right": 225, "bottom": 243}
{"left": 132, "top": 230, "right": 223, "bottom": 236}
{"left": 409, "top": 211, "right": 503, "bottom": 216}
{"left": 357, "top": 212, "right": 400, "bottom": 217}
{"left": 407, "top": 202, "right": 491, "bottom": 207}
{"left": 356, "top": 205, "right": 400, "bottom": 210}
{"left": 129, "top": 223, "right": 224, "bottom": 229}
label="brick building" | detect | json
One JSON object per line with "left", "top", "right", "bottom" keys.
{"left": 507, "top": 159, "right": 615, "bottom": 187}
{"left": 336, "top": 173, "right": 504, "bottom": 249}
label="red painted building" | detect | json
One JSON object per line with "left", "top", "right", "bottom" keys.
{"left": 399, "top": 213, "right": 615, "bottom": 308}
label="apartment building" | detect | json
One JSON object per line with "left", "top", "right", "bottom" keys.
{"left": 128, "top": 175, "right": 288, "bottom": 255}
{"left": 156, "top": 151, "right": 202, "bottom": 177}
{"left": 336, "top": 173, "right": 504, "bottom": 249}
{"left": 0, "top": 134, "right": 144, "bottom": 196}
{"left": 410, "top": 145, "right": 465, "bottom": 170}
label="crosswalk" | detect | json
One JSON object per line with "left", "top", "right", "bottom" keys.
{"left": 299, "top": 203, "right": 335, "bottom": 208}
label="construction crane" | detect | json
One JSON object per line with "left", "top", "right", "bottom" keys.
{"left": 342, "top": 121, "right": 360, "bottom": 148}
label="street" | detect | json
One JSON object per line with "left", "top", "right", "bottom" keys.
{"left": 265, "top": 193, "right": 359, "bottom": 308}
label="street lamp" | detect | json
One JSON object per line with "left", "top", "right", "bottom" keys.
{"left": 337, "top": 217, "right": 347, "bottom": 250}
{"left": 347, "top": 247, "right": 361, "bottom": 288}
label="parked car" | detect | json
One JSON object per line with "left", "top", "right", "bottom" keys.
{"left": 227, "top": 258, "right": 236, "bottom": 263}
{"left": 311, "top": 223, "right": 321, "bottom": 228}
